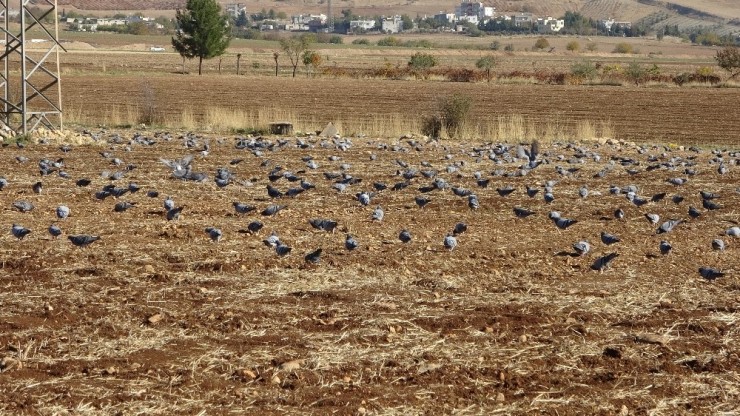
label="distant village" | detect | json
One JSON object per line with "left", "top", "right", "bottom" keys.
{"left": 59, "top": 0, "right": 634, "bottom": 37}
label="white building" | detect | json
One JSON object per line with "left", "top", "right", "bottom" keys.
{"left": 598, "top": 18, "right": 631, "bottom": 31}
{"left": 434, "top": 12, "right": 456, "bottom": 25}
{"left": 381, "top": 15, "right": 403, "bottom": 33}
{"left": 455, "top": 1, "right": 494, "bottom": 21}
{"left": 350, "top": 19, "right": 376, "bottom": 31}
{"left": 292, "top": 14, "right": 327, "bottom": 25}
{"left": 225, "top": 3, "right": 247, "bottom": 18}
{"left": 536, "top": 17, "right": 564, "bottom": 33}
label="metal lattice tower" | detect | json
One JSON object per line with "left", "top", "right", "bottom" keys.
{"left": 327, "top": 0, "right": 333, "bottom": 32}
{"left": 0, "top": 0, "right": 65, "bottom": 134}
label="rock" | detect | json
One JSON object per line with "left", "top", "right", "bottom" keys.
{"left": 278, "top": 359, "right": 303, "bottom": 371}
{"left": 147, "top": 313, "right": 163, "bottom": 325}
{"left": 270, "top": 374, "right": 281, "bottom": 384}
{"left": 496, "top": 392, "right": 505, "bottom": 403}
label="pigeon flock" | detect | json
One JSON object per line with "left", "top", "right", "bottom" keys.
{"left": 2, "top": 130, "right": 739, "bottom": 281}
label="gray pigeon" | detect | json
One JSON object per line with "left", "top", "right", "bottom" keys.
{"left": 0, "top": 177, "right": 8, "bottom": 190}
{"left": 56, "top": 205, "right": 70, "bottom": 220}
{"left": 657, "top": 219, "right": 682, "bottom": 234}
{"left": 164, "top": 196, "right": 175, "bottom": 211}
{"left": 11, "top": 224, "right": 31, "bottom": 240}
{"left": 205, "top": 227, "right": 222, "bottom": 242}
{"left": 712, "top": 239, "right": 725, "bottom": 251}
{"left": 496, "top": 185, "right": 515, "bottom": 197}
{"left": 48, "top": 224, "right": 62, "bottom": 238}
{"left": 345, "top": 234, "right": 359, "bottom": 251}
{"left": 309, "top": 218, "right": 338, "bottom": 232}
{"left": 13, "top": 200, "right": 34, "bottom": 213}
{"left": 372, "top": 206, "right": 384, "bottom": 221}
{"left": 233, "top": 202, "right": 256, "bottom": 214}
{"left": 166, "top": 206, "right": 184, "bottom": 221}
{"left": 614, "top": 208, "right": 625, "bottom": 220}
{"left": 453, "top": 222, "right": 468, "bottom": 235}
{"left": 698, "top": 267, "right": 724, "bottom": 280}
{"left": 645, "top": 213, "right": 660, "bottom": 225}
{"left": 304, "top": 248, "right": 322, "bottom": 263}
{"left": 579, "top": 186, "right": 588, "bottom": 199}
{"left": 513, "top": 207, "right": 535, "bottom": 218}
{"left": 573, "top": 241, "right": 590, "bottom": 256}
{"left": 600, "top": 231, "right": 621, "bottom": 245}
{"left": 468, "top": 194, "right": 480, "bottom": 210}
{"left": 415, "top": 196, "right": 430, "bottom": 209}
{"left": 444, "top": 234, "right": 458, "bottom": 251}
{"left": 591, "top": 253, "right": 619, "bottom": 271}
{"left": 688, "top": 206, "right": 701, "bottom": 219}
{"left": 114, "top": 201, "right": 136, "bottom": 212}
{"left": 726, "top": 227, "right": 740, "bottom": 237}
{"left": 33, "top": 181, "right": 43, "bottom": 194}
{"left": 262, "top": 204, "right": 286, "bottom": 216}
{"left": 263, "top": 232, "right": 280, "bottom": 247}
{"left": 357, "top": 192, "right": 372, "bottom": 206}
{"left": 550, "top": 211, "right": 578, "bottom": 230}
{"left": 246, "top": 221, "right": 263, "bottom": 233}
{"left": 68, "top": 234, "right": 100, "bottom": 247}
{"left": 275, "top": 243, "right": 292, "bottom": 257}
{"left": 659, "top": 240, "right": 672, "bottom": 255}
{"left": 399, "top": 229, "right": 412, "bottom": 243}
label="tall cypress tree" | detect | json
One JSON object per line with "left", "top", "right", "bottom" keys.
{"left": 172, "top": 0, "right": 231, "bottom": 75}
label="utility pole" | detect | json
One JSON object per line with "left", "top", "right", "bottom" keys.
{"left": 0, "top": 0, "right": 65, "bottom": 134}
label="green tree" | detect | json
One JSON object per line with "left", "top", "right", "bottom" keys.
{"left": 235, "top": 10, "right": 248, "bottom": 27}
{"left": 280, "top": 35, "right": 312, "bottom": 78}
{"left": 408, "top": 52, "right": 437, "bottom": 70}
{"left": 475, "top": 55, "right": 497, "bottom": 83}
{"left": 625, "top": 61, "right": 646, "bottom": 85}
{"left": 715, "top": 46, "right": 740, "bottom": 79}
{"left": 172, "top": 0, "right": 232, "bottom": 75}
{"left": 534, "top": 37, "right": 550, "bottom": 50}
{"left": 302, "top": 50, "right": 322, "bottom": 77}
{"left": 401, "top": 14, "right": 413, "bottom": 31}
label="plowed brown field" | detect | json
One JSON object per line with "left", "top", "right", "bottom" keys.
{"left": 1, "top": 133, "right": 738, "bottom": 414}
{"left": 62, "top": 75, "right": 740, "bottom": 145}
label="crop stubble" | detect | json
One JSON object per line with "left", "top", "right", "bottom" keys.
{"left": 0, "top": 134, "right": 738, "bottom": 414}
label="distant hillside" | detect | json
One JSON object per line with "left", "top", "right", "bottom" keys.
{"left": 59, "top": 0, "right": 739, "bottom": 35}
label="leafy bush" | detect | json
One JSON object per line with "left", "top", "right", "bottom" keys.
{"left": 439, "top": 94, "right": 472, "bottom": 138}
{"left": 613, "top": 42, "right": 634, "bottom": 54}
{"left": 586, "top": 42, "right": 598, "bottom": 52}
{"left": 566, "top": 41, "right": 580, "bottom": 52}
{"left": 504, "top": 43, "right": 514, "bottom": 52}
{"left": 625, "top": 61, "right": 646, "bottom": 85}
{"left": 377, "top": 36, "right": 401, "bottom": 46}
{"left": 490, "top": 40, "right": 501, "bottom": 51}
{"left": 571, "top": 60, "right": 598, "bottom": 80}
{"left": 534, "top": 37, "right": 550, "bottom": 50}
{"left": 352, "top": 38, "right": 370, "bottom": 45}
{"left": 715, "top": 46, "right": 740, "bottom": 79}
{"left": 408, "top": 52, "right": 438, "bottom": 70}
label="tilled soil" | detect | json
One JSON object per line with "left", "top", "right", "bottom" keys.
{"left": 0, "top": 132, "right": 738, "bottom": 414}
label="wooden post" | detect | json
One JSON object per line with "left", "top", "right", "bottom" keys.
{"left": 181, "top": 56, "right": 185, "bottom": 74}
{"left": 236, "top": 53, "right": 242, "bottom": 75}
{"left": 273, "top": 52, "right": 279, "bottom": 77}
{"left": 218, "top": 57, "right": 222, "bottom": 74}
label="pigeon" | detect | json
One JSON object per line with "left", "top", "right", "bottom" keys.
{"left": 262, "top": 204, "right": 286, "bottom": 216}
{"left": 48, "top": 224, "right": 62, "bottom": 238}
{"left": 496, "top": 185, "right": 515, "bottom": 197}
{"left": 415, "top": 196, "right": 430, "bottom": 209}
{"left": 657, "top": 219, "right": 682, "bottom": 234}
{"left": 645, "top": 213, "right": 660, "bottom": 225}
{"left": 452, "top": 187, "right": 472, "bottom": 197}
{"left": 659, "top": 240, "right": 672, "bottom": 255}
{"left": 275, "top": 243, "right": 292, "bottom": 256}
{"left": 712, "top": 239, "right": 725, "bottom": 251}
{"left": 233, "top": 202, "right": 256, "bottom": 214}
{"left": 526, "top": 186, "right": 539, "bottom": 198}
{"left": 373, "top": 182, "right": 388, "bottom": 191}
{"left": 147, "top": 190, "right": 159, "bottom": 198}
{"left": 650, "top": 192, "right": 666, "bottom": 203}
{"left": 727, "top": 227, "right": 740, "bottom": 237}
{"left": 246, "top": 221, "right": 264, "bottom": 233}
{"left": 579, "top": 186, "right": 588, "bottom": 199}
{"left": 688, "top": 206, "right": 701, "bottom": 219}
{"left": 166, "top": 206, "right": 184, "bottom": 221}
{"left": 591, "top": 253, "right": 619, "bottom": 271}
{"left": 33, "top": 181, "right": 43, "bottom": 194}
{"left": 513, "top": 207, "right": 535, "bottom": 218}
{"left": 267, "top": 185, "right": 283, "bottom": 199}
{"left": 443, "top": 234, "right": 458, "bottom": 251}
{"left": 698, "top": 267, "right": 724, "bottom": 280}
{"left": 702, "top": 199, "right": 721, "bottom": 210}
{"left": 263, "top": 232, "right": 280, "bottom": 247}
{"left": 468, "top": 194, "right": 480, "bottom": 210}
{"left": 164, "top": 196, "right": 175, "bottom": 211}
{"left": 452, "top": 222, "right": 468, "bottom": 236}
{"left": 128, "top": 182, "right": 141, "bottom": 193}
{"left": 550, "top": 211, "right": 578, "bottom": 230}
{"left": 544, "top": 192, "right": 555, "bottom": 204}
{"left": 699, "top": 190, "right": 719, "bottom": 200}
{"left": 13, "top": 201, "right": 34, "bottom": 213}
{"left": 205, "top": 227, "right": 222, "bottom": 242}
{"left": 399, "top": 229, "right": 412, "bottom": 243}
{"left": 68, "top": 234, "right": 100, "bottom": 248}
{"left": 0, "top": 177, "right": 7, "bottom": 190}
{"left": 573, "top": 241, "right": 590, "bottom": 256}
{"left": 372, "top": 206, "right": 384, "bottom": 221}
{"left": 600, "top": 231, "right": 621, "bottom": 245}
{"left": 11, "top": 224, "right": 31, "bottom": 240}
{"left": 672, "top": 195, "right": 684, "bottom": 204}
{"left": 56, "top": 205, "right": 70, "bottom": 220}
{"left": 356, "top": 192, "right": 372, "bottom": 206}
{"left": 114, "top": 201, "right": 136, "bottom": 212}
{"left": 345, "top": 234, "right": 359, "bottom": 251}
{"left": 614, "top": 208, "right": 625, "bottom": 220}
{"left": 309, "top": 218, "right": 338, "bottom": 232}
{"left": 304, "top": 248, "right": 322, "bottom": 263}
{"left": 667, "top": 177, "right": 687, "bottom": 186}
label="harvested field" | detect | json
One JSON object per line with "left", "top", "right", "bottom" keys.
{"left": 0, "top": 131, "right": 738, "bottom": 414}
{"left": 62, "top": 75, "right": 740, "bottom": 145}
